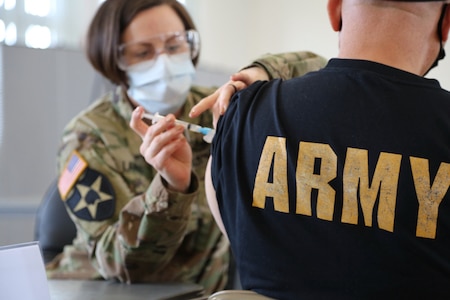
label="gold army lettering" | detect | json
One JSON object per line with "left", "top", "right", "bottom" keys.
{"left": 252, "top": 137, "right": 450, "bottom": 239}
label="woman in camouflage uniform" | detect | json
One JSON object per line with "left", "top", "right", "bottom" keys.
{"left": 46, "top": 0, "right": 327, "bottom": 294}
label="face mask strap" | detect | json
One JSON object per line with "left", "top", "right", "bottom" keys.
{"left": 425, "top": 4, "right": 448, "bottom": 75}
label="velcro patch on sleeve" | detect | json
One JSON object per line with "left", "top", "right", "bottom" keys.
{"left": 58, "top": 150, "right": 88, "bottom": 200}
{"left": 65, "top": 168, "right": 115, "bottom": 221}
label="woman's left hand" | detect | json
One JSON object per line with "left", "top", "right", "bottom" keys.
{"left": 189, "top": 67, "right": 269, "bottom": 127}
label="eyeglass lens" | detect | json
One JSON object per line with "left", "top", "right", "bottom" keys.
{"left": 120, "top": 32, "right": 191, "bottom": 68}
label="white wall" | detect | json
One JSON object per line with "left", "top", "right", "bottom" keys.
{"left": 0, "top": 46, "right": 96, "bottom": 208}
{"left": 0, "top": 46, "right": 98, "bottom": 246}
{"left": 190, "top": 1, "right": 336, "bottom": 72}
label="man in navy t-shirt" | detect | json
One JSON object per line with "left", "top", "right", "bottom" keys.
{"left": 206, "top": 0, "right": 450, "bottom": 299}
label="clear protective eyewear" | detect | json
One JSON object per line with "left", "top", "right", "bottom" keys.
{"left": 118, "top": 29, "right": 200, "bottom": 71}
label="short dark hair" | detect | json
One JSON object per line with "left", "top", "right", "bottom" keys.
{"left": 85, "top": 0, "right": 199, "bottom": 88}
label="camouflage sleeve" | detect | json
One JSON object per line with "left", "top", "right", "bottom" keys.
{"left": 247, "top": 51, "right": 328, "bottom": 80}
{"left": 96, "top": 174, "right": 199, "bottom": 282}
{"left": 55, "top": 103, "right": 199, "bottom": 283}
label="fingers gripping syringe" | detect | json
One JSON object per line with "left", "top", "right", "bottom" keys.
{"left": 142, "top": 112, "right": 216, "bottom": 143}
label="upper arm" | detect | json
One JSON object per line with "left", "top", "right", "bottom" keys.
{"left": 205, "top": 156, "right": 228, "bottom": 239}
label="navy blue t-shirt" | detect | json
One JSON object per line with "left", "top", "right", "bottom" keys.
{"left": 211, "top": 59, "right": 450, "bottom": 299}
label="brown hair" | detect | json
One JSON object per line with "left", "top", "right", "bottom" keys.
{"left": 85, "top": 0, "right": 198, "bottom": 88}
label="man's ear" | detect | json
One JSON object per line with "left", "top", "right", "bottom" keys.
{"left": 328, "top": 0, "right": 343, "bottom": 32}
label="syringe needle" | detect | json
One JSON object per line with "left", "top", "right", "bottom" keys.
{"left": 141, "top": 112, "right": 215, "bottom": 143}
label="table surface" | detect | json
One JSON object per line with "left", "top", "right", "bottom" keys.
{"left": 47, "top": 279, "right": 205, "bottom": 300}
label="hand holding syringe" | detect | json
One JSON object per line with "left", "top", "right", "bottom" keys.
{"left": 142, "top": 112, "right": 216, "bottom": 143}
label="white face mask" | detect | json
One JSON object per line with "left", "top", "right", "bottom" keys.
{"left": 126, "top": 53, "right": 196, "bottom": 115}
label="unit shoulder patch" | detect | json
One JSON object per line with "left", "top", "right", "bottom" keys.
{"left": 65, "top": 168, "right": 116, "bottom": 221}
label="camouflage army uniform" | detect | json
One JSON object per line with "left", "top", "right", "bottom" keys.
{"left": 46, "top": 51, "right": 327, "bottom": 294}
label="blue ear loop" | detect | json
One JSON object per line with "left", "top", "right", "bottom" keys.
{"left": 425, "top": 4, "right": 448, "bottom": 74}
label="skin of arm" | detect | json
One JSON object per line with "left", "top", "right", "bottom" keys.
{"left": 205, "top": 156, "right": 227, "bottom": 239}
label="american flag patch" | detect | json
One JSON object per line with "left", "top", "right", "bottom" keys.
{"left": 58, "top": 150, "right": 88, "bottom": 200}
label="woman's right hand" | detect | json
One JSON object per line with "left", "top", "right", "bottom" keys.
{"left": 130, "top": 106, "right": 193, "bottom": 193}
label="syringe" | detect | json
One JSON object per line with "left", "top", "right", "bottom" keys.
{"left": 142, "top": 112, "right": 216, "bottom": 143}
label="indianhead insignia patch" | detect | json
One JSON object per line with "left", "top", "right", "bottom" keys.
{"left": 64, "top": 168, "right": 115, "bottom": 221}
